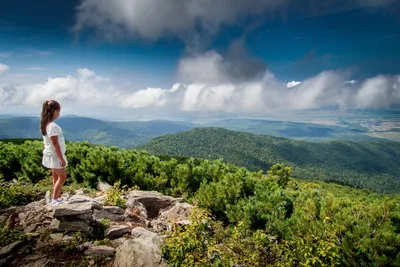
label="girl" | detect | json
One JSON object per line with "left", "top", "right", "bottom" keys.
{"left": 40, "top": 100, "right": 68, "bottom": 206}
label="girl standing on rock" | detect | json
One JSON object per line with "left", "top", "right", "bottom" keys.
{"left": 40, "top": 100, "right": 67, "bottom": 206}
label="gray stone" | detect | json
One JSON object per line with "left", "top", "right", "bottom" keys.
{"left": 125, "top": 200, "right": 148, "bottom": 221}
{"left": 45, "top": 190, "right": 52, "bottom": 204}
{"left": 0, "top": 240, "right": 24, "bottom": 258}
{"left": 49, "top": 233, "right": 73, "bottom": 243}
{"left": 113, "top": 237, "right": 127, "bottom": 246}
{"left": 151, "top": 203, "right": 193, "bottom": 233}
{"left": 93, "top": 209, "right": 126, "bottom": 222}
{"left": 104, "top": 206, "right": 125, "bottom": 214}
{"left": 84, "top": 245, "right": 115, "bottom": 258}
{"left": 158, "top": 203, "right": 193, "bottom": 223}
{"left": 50, "top": 218, "right": 91, "bottom": 233}
{"left": 97, "top": 181, "right": 112, "bottom": 192}
{"left": 114, "top": 227, "right": 169, "bottom": 267}
{"left": 17, "top": 202, "right": 52, "bottom": 233}
{"left": 104, "top": 225, "right": 130, "bottom": 239}
{"left": 52, "top": 202, "right": 94, "bottom": 217}
{"left": 125, "top": 191, "right": 179, "bottom": 219}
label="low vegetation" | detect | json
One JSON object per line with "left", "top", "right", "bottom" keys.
{"left": 1, "top": 139, "right": 399, "bottom": 266}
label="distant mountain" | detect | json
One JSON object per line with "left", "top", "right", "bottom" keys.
{"left": 203, "top": 118, "right": 377, "bottom": 141}
{"left": 0, "top": 117, "right": 193, "bottom": 148}
{"left": 137, "top": 127, "right": 400, "bottom": 193}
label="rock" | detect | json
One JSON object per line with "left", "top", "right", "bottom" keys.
{"left": 17, "top": 201, "right": 52, "bottom": 233}
{"left": 50, "top": 218, "right": 92, "bottom": 233}
{"left": 0, "top": 240, "right": 24, "bottom": 258}
{"left": 45, "top": 190, "right": 52, "bottom": 204}
{"left": 5, "top": 212, "right": 19, "bottom": 229}
{"left": 114, "top": 227, "right": 169, "bottom": 267}
{"left": 158, "top": 203, "right": 193, "bottom": 223}
{"left": 104, "top": 206, "right": 125, "bottom": 214}
{"left": 49, "top": 233, "right": 73, "bottom": 243}
{"left": 97, "top": 181, "right": 112, "bottom": 192}
{"left": 84, "top": 244, "right": 115, "bottom": 258}
{"left": 67, "top": 195, "right": 103, "bottom": 209}
{"left": 113, "top": 237, "right": 127, "bottom": 246}
{"left": 125, "top": 200, "right": 148, "bottom": 222}
{"left": 104, "top": 225, "right": 130, "bottom": 239}
{"left": 19, "top": 254, "right": 49, "bottom": 267}
{"left": 52, "top": 202, "right": 95, "bottom": 217}
{"left": 74, "top": 188, "right": 90, "bottom": 195}
{"left": 125, "top": 191, "right": 180, "bottom": 219}
{"left": 94, "top": 195, "right": 106, "bottom": 204}
{"left": 151, "top": 203, "right": 193, "bottom": 233}
{"left": 93, "top": 209, "right": 126, "bottom": 222}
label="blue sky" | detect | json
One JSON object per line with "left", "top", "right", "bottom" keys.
{"left": 0, "top": 0, "right": 400, "bottom": 120}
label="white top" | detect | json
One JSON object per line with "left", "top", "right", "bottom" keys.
{"left": 43, "top": 121, "right": 66, "bottom": 156}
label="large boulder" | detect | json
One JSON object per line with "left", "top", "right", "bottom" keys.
{"left": 113, "top": 227, "right": 169, "bottom": 267}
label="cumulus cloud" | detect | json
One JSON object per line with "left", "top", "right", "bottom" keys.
{"left": 178, "top": 40, "right": 267, "bottom": 84}
{"left": 77, "top": 68, "right": 96, "bottom": 79}
{"left": 1, "top": 62, "right": 399, "bottom": 116}
{"left": 0, "top": 68, "right": 122, "bottom": 107}
{"left": 0, "top": 63, "right": 10, "bottom": 73}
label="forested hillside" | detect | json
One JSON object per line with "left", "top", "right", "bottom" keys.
{"left": 137, "top": 127, "right": 400, "bottom": 193}
{"left": 0, "top": 116, "right": 192, "bottom": 147}
{"left": 0, "top": 139, "right": 399, "bottom": 266}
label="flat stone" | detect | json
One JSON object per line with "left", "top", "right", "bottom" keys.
{"left": 93, "top": 209, "right": 125, "bottom": 222}
{"left": 0, "top": 240, "right": 24, "bottom": 258}
{"left": 50, "top": 218, "right": 91, "bottom": 233}
{"left": 104, "top": 225, "right": 130, "bottom": 239}
{"left": 52, "top": 202, "right": 94, "bottom": 217}
{"left": 84, "top": 245, "right": 115, "bottom": 258}
{"left": 103, "top": 206, "right": 124, "bottom": 214}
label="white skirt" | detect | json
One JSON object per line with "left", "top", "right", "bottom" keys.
{"left": 42, "top": 154, "right": 68, "bottom": 169}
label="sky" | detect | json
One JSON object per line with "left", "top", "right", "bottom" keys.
{"left": 0, "top": 0, "right": 400, "bottom": 120}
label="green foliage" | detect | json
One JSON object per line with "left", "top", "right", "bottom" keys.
{"left": 137, "top": 127, "right": 400, "bottom": 193}
{"left": 1, "top": 140, "right": 400, "bottom": 266}
{"left": 162, "top": 207, "right": 230, "bottom": 267}
{"left": 104, "top": 181, "right": 126, "bottom": 208}
{"left": 0, "top": 227, "right": 25, "bottom": 247}
{"left": 62, "top": 231, "right": 85, "bottom": 252}
{"left": 0, "top": 181, "right": 45, "bottom": 209}
{"left": 99, "top": 218, "right": 111, "bottom": 229}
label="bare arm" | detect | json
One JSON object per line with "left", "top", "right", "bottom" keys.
{"left": 50, "top": 136, "right": 66, "bottom": 167}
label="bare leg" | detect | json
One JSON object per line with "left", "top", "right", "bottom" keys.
{"left": 53, "top": 168, "right": 67, "bottom": 200}
{"left": 52, "top": 169, "right": 59, "bottom": 199}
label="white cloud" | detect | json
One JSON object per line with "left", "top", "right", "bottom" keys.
{"left": 27, "top": 67, "right": 44, "bottom": 71}
{"left": 286, "top": 81, "right": 301, "bottom": 88}
{"left": 0, "top": 63, "right": 10, "bottom": 73}
{"left": 0, "top": 52, "right": 12, "bottom": 58}
{"left": 1, "top": 60, "right": 400, "bottom": 116}
{"left": 77, "top": 68, "right": 96, "bottom": 79}
{"left": 355, "top": 75, "right": 400, "bottom": 109}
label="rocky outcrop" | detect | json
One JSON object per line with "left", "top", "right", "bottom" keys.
{"left": 1, "top": 187, "right": 192, "bottom": 267}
